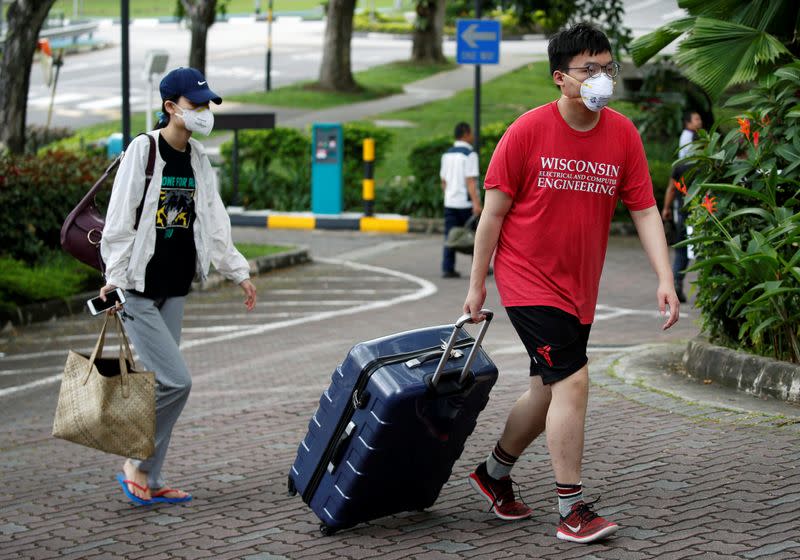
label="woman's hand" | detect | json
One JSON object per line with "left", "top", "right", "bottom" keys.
{"left": 99, "top": 284, "right": 122, "bottom": 315}
{"left": 240, "top": 279, "right": 257, "bottom": 311}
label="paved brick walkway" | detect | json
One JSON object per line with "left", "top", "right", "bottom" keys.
{"left": 1, "top": 233, "right": 798, "bottom": 559}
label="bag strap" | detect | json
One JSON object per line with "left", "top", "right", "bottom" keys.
{"left": 133, "top": 133, "right": 157, "bottom": 230}
{"left": 84, "top": 314, "right": 112, "bottom": 385}
{"left": 113, "top": 314, "right": 133, "bottom": 398}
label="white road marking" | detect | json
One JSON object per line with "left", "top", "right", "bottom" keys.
{"left": 0, "top": 374, "right": 63, "bottom": 397}
{"left": 27, "top": 92, "right": 91, "bottom": 107}
{"left": 0, "top": 366, "right": 62, "bottom": 377}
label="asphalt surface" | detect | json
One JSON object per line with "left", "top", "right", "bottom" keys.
{"left": 2, "top": 230, "right": 799, "bottom": 559}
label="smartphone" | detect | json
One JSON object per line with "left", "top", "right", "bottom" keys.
{"left": 87, "top": 288, "right": 126, "bottom": 316}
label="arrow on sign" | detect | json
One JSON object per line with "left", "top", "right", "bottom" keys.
{"left": 461, "top": 23, "right": 498, "bottom": 48}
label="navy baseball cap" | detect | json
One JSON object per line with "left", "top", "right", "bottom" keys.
{"left": 159, "top": 67, "right": 222, "bottom": 105}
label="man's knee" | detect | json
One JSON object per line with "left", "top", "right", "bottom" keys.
{"left": 551, "top": 365, "right": 589, "bottom": 394}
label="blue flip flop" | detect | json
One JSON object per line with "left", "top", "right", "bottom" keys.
{"left": 116, "top": 473, "right": 153, "bottom": 506}
{"left": 151, "top": 487, "right": 193, "bottom": 504}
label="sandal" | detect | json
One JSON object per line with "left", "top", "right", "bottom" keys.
{"left": 115, "top": 473, "right": 153, "bottom": 506}
{"left": 152, "top": 487, "right": 192, "bottom": 504}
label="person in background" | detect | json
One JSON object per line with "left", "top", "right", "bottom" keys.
{"left": 440, "top": 122, "right": 482, "bottom": 278}
{"left": 662, "top": 110, "right": 703, "bottom": 303}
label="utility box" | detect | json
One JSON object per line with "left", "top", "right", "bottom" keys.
{"left": 311, "top": 123, "right": 343, "bottom": 214}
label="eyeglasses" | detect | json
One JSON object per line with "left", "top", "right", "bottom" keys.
{"left": 565, "top": 62, "right": 621, "bottom": 79}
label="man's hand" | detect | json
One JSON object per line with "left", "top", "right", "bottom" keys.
{"left": 658, "top": 281, "right": 680, "bottom": 330}
{"left": 240, "top": 279, "right": 257, "bottom": 311}
{"left": 472, "top": 203, "right": 483, "bottom": 216}
{"left": 661, "top": 206, "right": 672, "bottom": 221}
{"left": 463, "top": 285, "right": 487, "bottom": 322}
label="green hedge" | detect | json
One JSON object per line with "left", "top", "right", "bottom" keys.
{"left": 219, "top": 124, "right": 393, "bottom": 211}
{"left": 0, "top": 150, "right": 110, "bottom": 264}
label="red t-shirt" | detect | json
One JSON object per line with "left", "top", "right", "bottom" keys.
{"left": 484, "top": 101, "right": 655, "bottom": 324}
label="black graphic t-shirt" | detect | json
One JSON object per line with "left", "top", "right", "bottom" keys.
{"left": 140, "top": 134, "right": 197, "bottom": 298}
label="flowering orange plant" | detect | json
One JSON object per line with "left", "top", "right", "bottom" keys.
{"left": 737, "top": 117, "right": 750, "bottom": 139}
{"left": 700, "top": 194, "right": 717, "bottom": 214}
{"left": 673, "top": 176, "right": 688, "bottom": 194}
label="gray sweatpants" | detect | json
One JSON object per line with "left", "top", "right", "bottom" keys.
{"left": 120, "top": 291, "right": 191, "bottom": 490}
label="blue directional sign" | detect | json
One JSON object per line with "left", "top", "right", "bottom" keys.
{"left": 456, "top": 19, "right": 501, "bottom": 65}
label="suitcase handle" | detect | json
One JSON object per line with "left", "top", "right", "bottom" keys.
{"left": 431, "top": 309, "right": 493, "bottom": 387}
{"left": 327, "top": 420, "right": 356, "bottom": 474}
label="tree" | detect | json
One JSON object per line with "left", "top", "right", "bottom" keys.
{"left": 0, "top": 0, "right": 57, "bottom": 154}
{"left": 318, "top": 0, "right": 358, "bottom": 92}
{"left": 180, "top": 0, "right": 218, "bottom": 75}
{"left": 629, "top": 0, "right": 800, "bottom": 100}
{"left": 412, "top": 1, "right": 446, "bottom": 63}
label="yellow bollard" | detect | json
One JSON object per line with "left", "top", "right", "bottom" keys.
{"left": 363, "top": 138, "right": 375, "bottom": 217}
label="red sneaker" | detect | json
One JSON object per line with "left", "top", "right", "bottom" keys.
{"left": 468, "top": 462, "right": 533, "bottom": 521}
{"left": 556, "top": 500, "right": 619, "bottom": 543}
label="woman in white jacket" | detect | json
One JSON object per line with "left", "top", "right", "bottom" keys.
{"left": 99, "top": 67, "right": 257, "bottom": 505}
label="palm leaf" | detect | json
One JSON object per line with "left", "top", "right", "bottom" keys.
{"left": 629, "top": 17, "right": 695, "bottom": 66}
{"left": 674, "top": 18, "right": 792, "bottom": 99}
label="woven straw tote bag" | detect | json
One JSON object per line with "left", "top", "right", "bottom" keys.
{"left": 53, "top": 313, "right": 155, "bottom": 459}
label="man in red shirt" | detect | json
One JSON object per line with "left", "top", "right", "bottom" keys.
{"left": 464, "top": 23, "right": 680, "bottom": 544}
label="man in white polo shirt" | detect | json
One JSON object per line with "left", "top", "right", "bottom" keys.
{"left": 440, "top": 122, "right": 481, "bottom": 278}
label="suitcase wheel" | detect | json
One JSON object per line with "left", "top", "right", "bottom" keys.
{"left": 320, "top": 523, "right": 336, "bottom": 536}
{"left": 287, "top": 476, "right": 297, "bottom": 497}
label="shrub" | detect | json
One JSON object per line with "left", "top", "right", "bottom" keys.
{"left": 218, "top": 127, "right": 311, "bottom": 210}
{"left": 399, "top": 121, "right": 511, "bottom": 217}
{"left": 0, "top": 150, "right": 110, "bottom": 264}
{"left": 219, "top": 124, "right": 392, "bottom": 212}
{"left": 681, "top": 60, "right": 800, "bottom": 363}
{"left": 0, "top": 253, "right": 98, "bottom": 315}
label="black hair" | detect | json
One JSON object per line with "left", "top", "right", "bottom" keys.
{"left": 683, "top": 109, "right": 700, "bottom": 125}
{"left": 454, "top": 122, "right": 471, "bottom": 139}
{"left": 154, "top": 95, "right": 181, "bottom": 130}
{"left": 547, "top": 23, "right": 612, "bottom": 76}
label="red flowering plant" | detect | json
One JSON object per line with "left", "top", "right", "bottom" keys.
{"left": 677, "top": 60, "right": 800, "bottom": 363}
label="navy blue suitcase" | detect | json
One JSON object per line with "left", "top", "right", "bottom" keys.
{"left": 288, "top": 311, "right": 498, "bottom": 535}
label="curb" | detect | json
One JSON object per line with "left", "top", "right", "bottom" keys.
{"left": 0, "top": 247, "right": 310, "bottom": 329}
{"left": 229, "top": 211, "right": 409, "bottom": 234}
{"left": 683, "top": 337, "right": 800, "bottom": 404}
{"left": 591, "top": 343, "right": 800, "bottom": 430}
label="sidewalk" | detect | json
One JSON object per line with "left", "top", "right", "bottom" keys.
{"left": 1, "top": 232, "right": 799, "bottom": 559}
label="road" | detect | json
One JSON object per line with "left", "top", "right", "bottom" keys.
{"left": 26, "top": 0, "right": 684, "bottom": 130}
{"left": 3, "top": 230, "right": 800, "bottom": 560}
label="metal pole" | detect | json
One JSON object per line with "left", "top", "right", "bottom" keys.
{"left": 232, "top": 129, "right": 240, "bottom": 206}
{"left": 473, "top": 0, "right": 481, "bottom": 159}
{"left": 145, "top": 75, "right": 153, "bottom": 132}
{"left": 265, "top": 0, "right": 273, "bottom": 91}
{"left": 121, "top": 0, "right": 131, "bottom": 148}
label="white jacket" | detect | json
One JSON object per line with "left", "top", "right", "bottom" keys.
{"left": 101, "top": 130, "right": 250, "bottom": 292}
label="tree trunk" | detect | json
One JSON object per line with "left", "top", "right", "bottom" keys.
{"left": 411, "top": 0, "right": 446, "bottom": 63}
{"left": 317, "top": 0, "right": 358, "bottom": 92}
{"left": 181, "top": 0, "right": 216, "bottom": 76}
{"left": 0, "top": 0, "right": 57, "bottom": 154}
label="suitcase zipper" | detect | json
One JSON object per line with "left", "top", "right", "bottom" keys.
{"left": 301, "top": 338, "right": 476, "bottom": 504}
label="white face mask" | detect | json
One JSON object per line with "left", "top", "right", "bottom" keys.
{"left": 564, "top": 72, "right": 615, "bottom": 112}
{"left": 174, "top": 105, "right": 214, "bottom": 135}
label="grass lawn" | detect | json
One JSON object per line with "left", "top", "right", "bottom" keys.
{"left": 48, "top": 0, "right": 401, "bottom": 19}
{"left": 367, "top": 61, "right": 559, "bottom": 178}
{"left": 234, "top": 243, "right": 292, "bottom": 259}
{"left": 367, "top": 61, "right": 673, "bottom": 179}
{"left": 229, "top": 59, "right": 456, "bottom": 109}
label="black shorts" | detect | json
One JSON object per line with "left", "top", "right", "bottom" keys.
{"left": 506, "top": 306, "right": 592, "bottom": 385}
